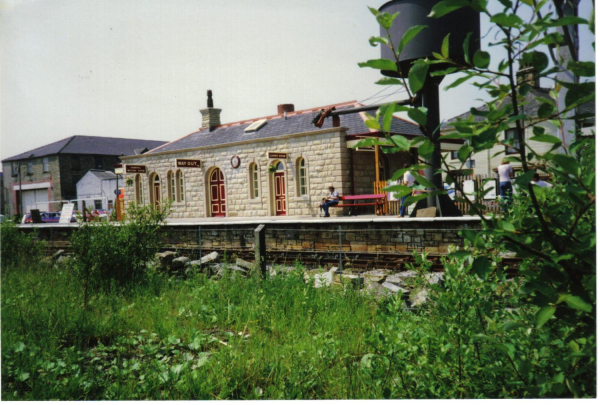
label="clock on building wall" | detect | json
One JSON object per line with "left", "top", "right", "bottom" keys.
{"left": 231, "top": 155, "right": 241, "bottom": 169}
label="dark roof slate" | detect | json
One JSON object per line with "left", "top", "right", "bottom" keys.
{"left": 3, "top": 136, "right": 166, "bottom": 162}
{"left": 149, "top": 102, "right": 423, "bottom": 155}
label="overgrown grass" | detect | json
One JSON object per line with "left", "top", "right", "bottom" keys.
{"left": 1, "top": 261, "right": 387, "bottom": 400}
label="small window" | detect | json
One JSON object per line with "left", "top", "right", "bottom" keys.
{"left": 176, "top": 170, "right": 184, "bottom": 202}
{"left": 466, "top": 159, "right": 475, "bottom": 169}
{"left": 244, "top": 119, "right": 267, "bottom": 133}
{"left": 135, "top": 174, "right": 142, "bottom": 204}
{"left": 505, "top": 128, "right": 521, "bottom": 155}
{"left": 451, "top": 151, "right": 458, "bottom": 160}
{"left": 94, "top": 156, "right": 103, "bottom": 169}
{"left": 43, "top": 158, "right": 49, "bottom": 172}
{"left": 297, "top": 158, "right": 307, "bottom": 196}
{"left": 27, "top": 162, "right": 33, "bottom": 175}
{"left": 94, "top": 200, "right": 102, "bottom": 209}
{"left": 71, "top": 155, "right": 81, "bottom": 170}
{"left": 167, "top": 171, "right": 176, "bottom": 201}
{"left": 249, "top": 163, "right": 259, "bottom": 199}
{"left": 12, "top": 163, "right": 18, "bottom": 176}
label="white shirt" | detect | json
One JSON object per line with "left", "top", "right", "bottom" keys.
{"left": 498, "top": 164, "right": 513, "bottom": 183}
{"left": 403, "top": 171, "right": 415, "bottom": 187}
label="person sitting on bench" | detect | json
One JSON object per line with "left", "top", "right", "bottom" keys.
{"left": 319, "top": 186, "right": 340, "bottom": 217}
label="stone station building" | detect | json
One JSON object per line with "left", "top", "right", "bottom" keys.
{"left": 122, "top": 93, "right": 462, "bottom": 219}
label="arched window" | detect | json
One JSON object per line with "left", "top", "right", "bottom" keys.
{"left": 249, "top": 162, "right": 259, "bottom": 199}
{"left": 167, "top": 171, "right": 176, "bottom": 201}
{"left": 150, "top": 173, "right": 161, "bottom": 209}
{"left": 176, "top": 170, "right": 184, "bottom": 202}
{"left": 135, "top": 174, "right": 142, "bottom": 204}
{"left": 297, "top": 157, "right": 307, "bottom": 196}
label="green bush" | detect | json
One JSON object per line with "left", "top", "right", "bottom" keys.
{"left": 1, "top": 220, "right": 46, "bottom": 271}
{"left": 70, "top": 202, "right": 170, "bottom": 303}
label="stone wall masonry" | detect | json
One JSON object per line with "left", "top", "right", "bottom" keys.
{"left": 21, "top": 218, "right": 482, "bottom": 261}
{"left": 122, "top": 128, "right": 351, "bottom": 219}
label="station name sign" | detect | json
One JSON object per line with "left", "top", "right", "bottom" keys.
{"left": 125, "top": 165, "right": 147, "bottom": 174}
{"left": 268, "top": 152, "right": 287, "bottom": 159}
{"left": 176, "top": 159, "right": 202, "bottom": 168}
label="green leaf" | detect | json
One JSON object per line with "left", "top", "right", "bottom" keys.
{"left": 563, "top": 81, "right": 596, "bottom": 108}
{"left": 358, "top": 59, "right": 398, "bottom": 72}
{"left": 382, "top": 184, "right": 412, "bottom": 197}
{"left": 406, "top": 108, "right": 428, "bottom": 127}
{"left": 448, "top": 250, "right": 472, "bottom": 262}
{"left": 473, "top": 50, "right": 491, "bottom": 69}
{"left": 549, "top": 16, "right": 588, "bottom": 27}
{"left": 498, "top": 220, "right": 516, "bottom": 233}
{"left": 390, "top": 135, "right": 411, "bottom": 151}
{"left": 552, "top": 154, "right": 579, "bottom": 176}
{"left": 380, "top": 103, "right": 396, "bottom": 133}
{"left": 418, "top": 139, "right": 434, "bottom": 158}
{"left": 537, "top": 103, "right": 555, "bottom": 118}
{"left": 463, "top": 31, "right": 472, "bottom": 64}
{"left": 444, "top": 73, "right": 473, "bottom": 90}
{"left": 377, "top": 11, "right": 399, "bottom": 30}
{"left": 558, "top": 295, "right": 592, "bottom": 312}
{"left": 472, "top": 256, "right": 492, "bottom": 279}
{"left": 375, "top": 77, "right": 403, "bottom": 85}
{"left": 412, "top": 172, "right": 436, "bottom": 189}
{"left": 522, "top": 51, "right": 549, "bottom": 73}
{"left": 457, "top": 144, "right": 472, "bottom": 162}
{"left": 369, "top": 36, "right": 389, "bottom": 47}
{"left": 397, "top": 25, "right": 427, "bottom": 55}
{"left": 408, "top": 61, "right": 429, "bottom": 94}
{"left": 490, "top": 13, "right": 523, "bottom": 28}
{"left": 441, "top": 33, "right": 450, "bottom": 58}
{"left": 428, "top": 0, "right": 470, "bottom": 18}
{"left": 567, "top": 61, "right": 595, "bottom": 77}
{"left": 18, "top": 372, "right": 30, "bottom": 382}
{"left": 514, "top": 170, "right": 534, "bottom": 188}
{"left": 353, "top": 138, "right": 392, "bottom": 149}
{"left": 530, "top": 134, "right": 562, "bottom": 144}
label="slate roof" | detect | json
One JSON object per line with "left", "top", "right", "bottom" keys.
{"left": 88, "top": 170, "right": 117, "bottom": 180}
{"left": 442, "top": 87, "right": 596, "bottom": 130}
{"left": 147, "top": 101, "right": 423, "bottom": 155}
{"left": 3, "top": 135, "right": 166, "bottom": 162}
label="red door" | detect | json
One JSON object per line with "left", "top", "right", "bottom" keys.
{"left": 209, "top": 168, "right": 226, "bottom": 217}
{"left": 274, "top": 172, "right": 286, "bottom": 215}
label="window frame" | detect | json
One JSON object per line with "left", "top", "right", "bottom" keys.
{"left": 43, "top": 158, "right": 49, "bottom": 173}
{"left": 12, "top": 163, "right": 18, "bottom": 176}
{"left": 249, "top": 162, "right": 259, "bottom": 199}
{"left": 505, "top": 128, "right": 521, "bottom": 155}
{"left": 176, "top": 170, "right": 184, "bottom": 202}
{"left": 296, "top": 157, "right": 307, "bottom": 196}
{"left": 135, "top": 174, "right": 143, "bottom": 204}
{"left": 167, "top": 170, "right": 176, "bottom": 202}
{"left": 27, "top": 162, "right": 33, "bottom": 175}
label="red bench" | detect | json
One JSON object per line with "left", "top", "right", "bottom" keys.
{"left": 330, "top": 194, "right": 386, "bottom": 215}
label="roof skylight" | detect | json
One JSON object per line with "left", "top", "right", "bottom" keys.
{"left": 244, "top": 119, "right": 267, "bottom": 133}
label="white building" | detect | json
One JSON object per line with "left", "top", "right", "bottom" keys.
{"left": 76, "top": 169, "right": 118, "bottom": 210}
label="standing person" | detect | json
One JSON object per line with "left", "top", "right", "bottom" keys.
{"left": 531, "top": 173, "right": 552, "bottom": 188}
{"left": 319, "top": 186, "right": 339, "bottom": 218}
{"left": 399, "top": 164, "right": 415, "bottom": 217}
{"left": 498, "top": 158, "right": 513, "bottom": 214}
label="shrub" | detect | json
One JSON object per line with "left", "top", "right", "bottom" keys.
{"left": 0, "top": 220, "right": 46, "bottom": 271}
{"left": 70, "top": 202, "right": 170, "bottom": 304}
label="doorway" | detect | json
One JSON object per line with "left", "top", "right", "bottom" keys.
{"left": 273, "top": 161, "right": 286, "bottom": 216}
{"left": 152, "top": 173, "right": 161, "bottom": 209}
{"left": 209, "top": 167, "right": 226, "bottom": 217}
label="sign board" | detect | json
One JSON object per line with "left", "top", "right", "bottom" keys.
{"left": 176, "top": 159, "right": 202, "bottom": 168}
{"left": 462, "top": 180, "right": 475, "bottom": 201}
{"left": 30, "top": 209, "right": 43, "bottom": 224}
{"left": 482, "top": 178, "right": 497, "bottom": 200}
{"left": 59, "top": 203, "right": 75, "bottom": 224}
{"left": 125, "top": 165, "right": 147, "bottom": 174}
{"left": 268, "top": 152, "right": 287, "bottom": 159}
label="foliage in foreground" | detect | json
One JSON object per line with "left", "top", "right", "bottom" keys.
{"left": 0, "top": 220, "right": 46, "bottom": 271}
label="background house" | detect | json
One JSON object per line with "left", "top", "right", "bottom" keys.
{"left": 76, "top": 169, "right": 118, "bottom": 211}
{"left": 2, "top": 136, "right": 166, "bottom": 216}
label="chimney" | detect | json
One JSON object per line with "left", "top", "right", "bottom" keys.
{"left": 516, "top": 62, "right": 540, "bottom": 88}
{"left": 200, "top": 89, "right": 222, "bottom": 130}
{"left": 277, "top": 104, "right": 295, "bottom": 116}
